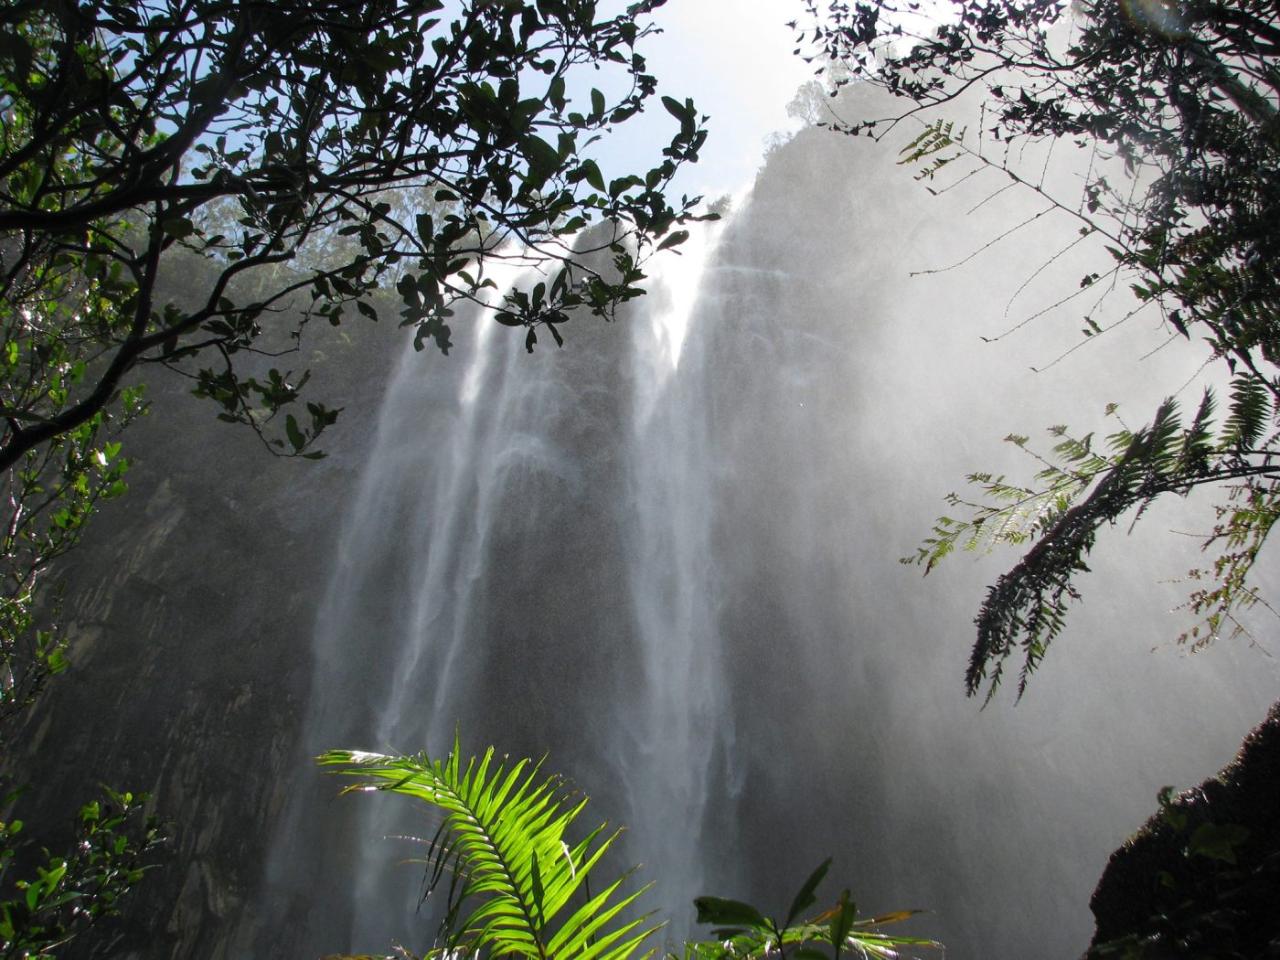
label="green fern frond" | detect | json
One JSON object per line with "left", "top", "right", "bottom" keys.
{"left": 911, "top": 386, "right": 1280, "bottom": 700}
{"left": 1219, "top": 375, "right": 1272, "bottom": 452}
{"left": 1176, "top": 389, "right": 1215, "bottom": 478}
{"left": 897, "top": 119, "right": 966, "bottom": 180}
{"left": 319, "top": 737, "right": 657, "bottom": 960}
{"left": 1176, "top": 479, "right": 1280, "bottom": 649}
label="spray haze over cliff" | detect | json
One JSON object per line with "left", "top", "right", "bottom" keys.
{"left": 264, "top": 111, "right": 1276, "bottom": 956}
{"left": 11, "top": 45, "right": 1279, "bottom": 960}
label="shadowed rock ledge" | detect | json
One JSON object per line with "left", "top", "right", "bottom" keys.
{"left": 1087, "top": 698, "right": 1280, "bottom": 958}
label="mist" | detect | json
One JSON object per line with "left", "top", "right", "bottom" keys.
{"left": 10, "top": 59, "right": 1277, "bottom": 960}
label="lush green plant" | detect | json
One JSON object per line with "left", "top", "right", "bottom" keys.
{"left": 322, "top": 739, "right": 658, "bottom": 960}
{"left": 321, "top": 739, "right": 939, "bottom": 960}
{"left": 801, "top": 0, "right": 1280, "bottom": 698}
{"left": 1086, "top": 782, "right": 1274, "bottom": 959}
{"left": 0, "top": 786, "right": 163, "bottom": 958}
{"left": 0, "top": 37, "right": 144, "bottom": 729}
{"left": 687, "top": 859, "right": 939, "bottom": 960}
{"left": 0, "top": 384, "right": 140, "bottom": 728}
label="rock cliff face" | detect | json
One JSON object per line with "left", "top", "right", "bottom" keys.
{"left": 4, "top": 315, "right": 400, "bottom": 959}
{"left": 1087, "top": 700, "right": 1280, "bottom": 958}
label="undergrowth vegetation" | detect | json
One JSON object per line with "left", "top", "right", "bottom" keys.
{"left": 321, "top": 737, "right": 941, "bottom": 960}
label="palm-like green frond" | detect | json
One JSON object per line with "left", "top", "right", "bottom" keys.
{"left": 319, "top": 737, "right": 657, "bottom": 960}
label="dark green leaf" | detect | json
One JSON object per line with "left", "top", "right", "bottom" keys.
{"left": 661, "top": 95, "right": 689, "bottom": 122}
{"left": 524, "top": 135, "right": 561, "bottom": 178}
{"left": 830, "top": 889, "right": 856, "bottom": 957}
{"left": 161, "top": 217, "right": 194, "bottom": 239}
{"left": 416, "top": 213, "right": 434, "bottom": 245}
{"left": 786, "top": 858, "right": 831, "bottom": 927}
{"left": 694, "top": 896, "right": 768, "bottom": 930}
{"left": 580, "top": 159, "right": 605, "bottom": 192}
{"left": 656, "top": 229, "right": 690, "bottom": 252}
{"left": 1187, "top": 822, "right": 1250, "bottom": 864}
{"left": 285, "top": 415, "right": 305, "bottom": 452}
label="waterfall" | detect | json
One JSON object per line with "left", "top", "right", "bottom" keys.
{"left": 245, "top": 122, "right": 1279, "bottom": 960}
{"left": 613, "top": 222, "right": 733, "bottom": 929}
{"left": 254, "top": 234, "right": 743, "bottom": 953}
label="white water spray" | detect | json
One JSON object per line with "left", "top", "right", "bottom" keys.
{"left": 250, "top": 122, "right": 1277, "bottom": 960}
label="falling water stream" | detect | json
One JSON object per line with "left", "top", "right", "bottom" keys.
{"left": 251, "top": 120, "right": 1278, "bottom": 960}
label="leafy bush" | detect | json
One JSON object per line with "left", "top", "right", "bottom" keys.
{"left": 0, "top": 786, "right": 163, "bottom": 957}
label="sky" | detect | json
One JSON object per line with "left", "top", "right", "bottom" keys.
{"left": 598, "top": 1, "right": 819, "bottom": 201}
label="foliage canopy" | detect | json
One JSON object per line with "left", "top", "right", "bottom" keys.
{"left": 802, "top": 0, "right": 1280, "bottom": 699}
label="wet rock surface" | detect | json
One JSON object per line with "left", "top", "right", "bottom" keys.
{"left": 2, "top": 317, "right": 398, "bottom": 959}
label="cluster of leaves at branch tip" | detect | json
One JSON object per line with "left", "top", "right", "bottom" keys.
{"left": 321, "top": 735, "right": 941, "bottom": 960}
{"left": 0, "top": 785, "right": 164, "bottom": 957}
{"left": 800, "top": 0, "right": 1280, "bottom": 700}
{"left": 896, "top": 120, "right": 966, "bottom": 181}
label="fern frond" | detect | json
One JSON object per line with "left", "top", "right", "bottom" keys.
{"left": 1175, "top": 389, "right": 1215, "bottom": 479}
{"left": 1176, "top": 479, "right": 1280, "bottom": 649}
{"left": 1219, "top": 375, "right": 1272, "bottom": 452}
{"left": 897, "top": 119, "right": 966, "bottom": 180}
{"left": 319, "top": 737, "right": 658, "bottom": 960}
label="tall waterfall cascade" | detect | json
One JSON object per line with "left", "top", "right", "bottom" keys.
{"left": 13, "top": 115, "right": 1276, "bottom": 960}
{"left": 253, "top": 123, "right": 1279, "bottom": 958}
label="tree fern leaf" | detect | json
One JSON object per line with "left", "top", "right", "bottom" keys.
{"left": 1220, "top": 374, "right": 1271, "bottom": 451}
